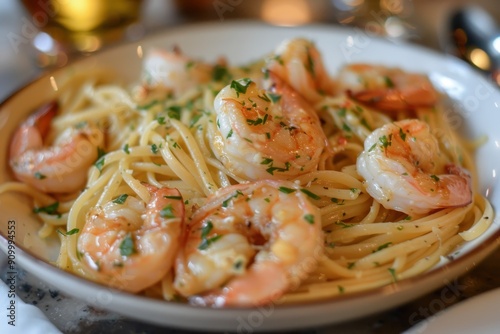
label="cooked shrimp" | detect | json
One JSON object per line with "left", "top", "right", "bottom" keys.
{"left": 77, "top": 185, "right": 184, "bottom": 293}
{"left": 356, "top": 119, "right": 472, "bottom": 215}
{"left": 267, "top": 38, "right": 335, "bottom": 103}
{"left": 338, "top": 64, "right": 439, "bottom": 113}
{"left": 212, "top": 74, "right": 327, "bottom": 180}
{"left": 9, "top": 101, "right": 103, "bottom": 194}
{"left": 173, "top": 180, "right": 323, "bottom": 306}
{"left": 141, "top": 47, "right": 212, "bottom": 97}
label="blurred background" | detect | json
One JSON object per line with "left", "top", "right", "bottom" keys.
{"left": 1, "top": 0, "right": 500, "bottom": 332}
{"left": 1, "top": 0, "right": 500, "bottom": 103}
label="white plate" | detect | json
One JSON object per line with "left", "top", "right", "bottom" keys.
{"left": 0, "top": 21, "right": 499, "bottom": 332}
{"left": 404, "top": 288, "right": 500, "bottom": 334}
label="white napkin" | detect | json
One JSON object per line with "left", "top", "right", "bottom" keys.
{"left": 0, "top": 279, "right": 62, "bottom": 334}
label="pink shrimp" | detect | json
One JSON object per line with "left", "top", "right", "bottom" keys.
{"left": 78, "top": 185, "right": 184, "bottom": 293}
{"left": 266, "top": 38, "right": 335, "bottom": 103}
{"left": 212, "top": 73, "right": 327, "bottom": 181}
{"left": 9, "top": 101, "right": 103, "bottom": 193}
{"left": 338, "top": 64, "right": 439, "bottom": 113}
{"left": 141, "top": 47, "right": 213, "bottom": 97}
{"left": 356, "top": 119, "right": 472, "bottom": 215}
{"left": 173, "top": 180, "right": 323, "bottom": 306}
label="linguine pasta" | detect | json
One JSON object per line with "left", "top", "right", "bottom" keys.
{"left": 0, "top": 40, "right": 493, "bottom": 305}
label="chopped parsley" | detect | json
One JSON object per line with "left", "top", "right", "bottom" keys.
{"left": 156, "top": 116, "right": 166, "bottom": 125}
{"left": 399, "top": 127, "right": 406, "bottom": 141}
{"left": 94, "top": 147, "right": 106, "bottom": 172}
{"left": 164, "top": 195, "right": 182, "bottom": 200}
{"left": 384, "top": 76, "right": 395, "bottom": 88}
{"left": 212, "top": 64, "right": 231, "bottom": 82}
{"left": 272, "top": 55, "right": 284, "bottom": 65}
{"left": 230, "top": 78, "right": 252, "bottom": 97}
{"left": 342, "top": 123, "right": 352, "bottom": 132}
{"left": 198, "top": 221, "right": 223, "bottom": 250}
{"left": 123, "top": 143, "right": 130, "bottom": 154}
{"left": 189, "top": 112, "right": 203, "bottom": 127}
{"left": 137, "top": 99, "right": 159, "bottom": 110}
{"left": 305, "top": 47, "right": 315, "bottom": 77}
{"left": 388, "top": 268, "right": 398, "bottom": 282}
{"left": 374, "top": 242, "right": 392, "bottom": 253}
{"left": 335, "top": 221, "right": 354, "bottom": 228}
{"left": 160, "top": 204, "right": 176, "bottom": 218}
{"left": 198, "top": 235, "right": 222, "bottom": 250}
{"left": 266, "top": 162, "right": 290, "bottom": 175}
{"left": 112, "top": 194, "right": 129, "bottom": 204}
{"left": 57, "top": 228, "right": 79, "bottom": 236}
{"left": 258, "top": 94, "right": 271, "bottom": 102}
{"left": 300, "top": 188, "right": 321, "bottom": 200}
{"left": 34, "top": 172, "right": 46, "bottom": 180}
{"left": 233, "top": 259, "right": 244, "bottom": 271}
{"left": 201, "top": 221, "right": 213, "bottom": 239}
{"left": 33, "top": 202, "right": 59, "bottom": 215}
{"left": 119, "top": 233, "right": 136, "bottom": 257}
{"left": 360, "top": 118, "right": 372, "bottom": 130}
{"left": 379, "top": 134, "right": 391, "bottom": 149}
{"left": 167, "top": 105, "right": 182, "bottom": 120}
{"left": 278, "top": 186, "right": 296, "bottom": 194}
{"left": 221, "top": 190, "right": 244, "bottom": 207}
{"left": 267, "top": 93, "right": 281, "bottom": 103}
{"left": 304, "top": 214, "right": 315, "bottom": 224}
{"left": 246, "top": 114, "right": 268, "bottom": 126}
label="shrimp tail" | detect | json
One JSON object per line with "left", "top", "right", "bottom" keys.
{"left": 349, "top": 89, "right": 432, "bottom": 113}
{"left": 10, "top": 101, "right": 58, "bottom": 157}
{"left": 28, "top": 101, "right": 58, "bottom": 136}
{"left": 442, "top": 164, "right": 473, "bottom": 208}
{"left": 348, "top": 89, "right": 407, "bottom": 112}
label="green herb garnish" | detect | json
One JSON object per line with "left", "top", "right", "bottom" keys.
{"left": 300, "top": 189, "right": 321, "bottom": 200}
{"left": 230, "top": 78, "right": 252, "bottom": 96}
{"left": 112, "top": 194, "right": 129, "bottom": 205}
{"left": 119, "top": 233, "right": 136, "bottom": 257}
{"left": 304, "top": 214, "right": 315, "bottom": 224}
{"left": 33, "top": 202, "right": 59, "bottom": 215}
{"left": 278, "top": 186, "right": 296, "bottom": 194}
{"left": 57, "top": 228, "right": 79, "bottom": 236}
{"left": 160, "top": 204, "right": 176, "bottom": 218}
{"left": 34, "top": 172, "right": 46, "bottom": 180}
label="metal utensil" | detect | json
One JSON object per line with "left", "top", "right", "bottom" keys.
{"left": 448, "top": 5, "right": 500, "bottom": 85}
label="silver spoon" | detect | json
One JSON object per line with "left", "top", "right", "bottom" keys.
{"left": 448, "top": 5, "right": 500, "bottom": 85}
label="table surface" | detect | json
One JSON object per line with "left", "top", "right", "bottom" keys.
{"left": 1, "top": 0, "right": 500, "bottom": 333}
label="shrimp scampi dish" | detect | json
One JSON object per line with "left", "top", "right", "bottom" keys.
{"left": 1, "top": 37, "right": 493, "bottom": 307}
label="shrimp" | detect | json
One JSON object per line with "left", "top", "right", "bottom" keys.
{"left": 266, "top": 38, "right": 335, "bottom": 103}
{"left": 173, "top": 180, "right": 323, "bottom": 306}
{"left": 9, "top": 101, "right": 103, "bottom": 194}
{"left": 212, "top": 73, "right": 327, "bottom": 181}
{"left": 141, "top": 47, "right": 213, "bottom": 97}
{"left": 356, "top": 119, "right": 472, "bottom": 215}
{"left": 337, "top": 64, "right": 439, "bottom": 113}
{"left": 77, "top": 185, "right": 184, "bottom": 293}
